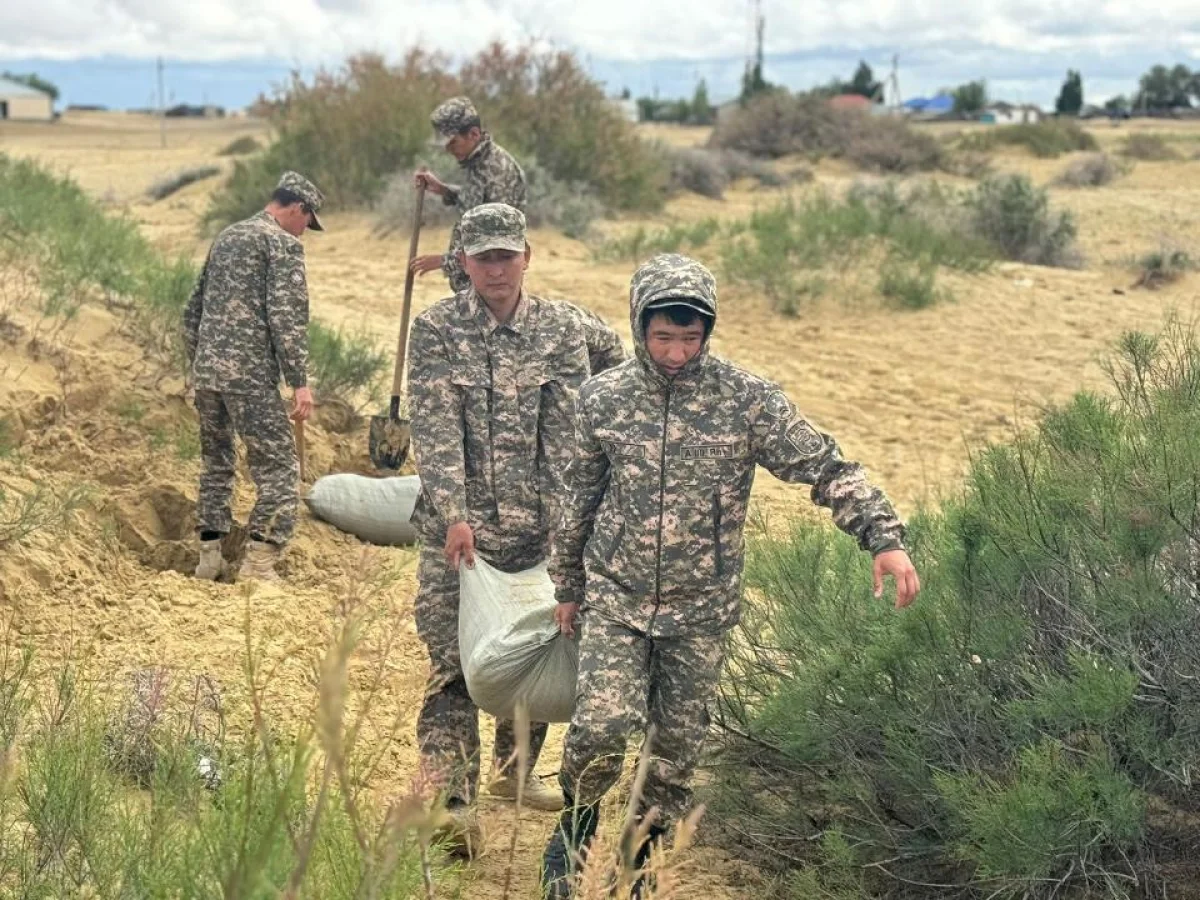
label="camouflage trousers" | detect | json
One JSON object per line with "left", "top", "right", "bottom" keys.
{"left": 194, "top": 389, "right": 298, "bottom": 545}
{"left": 559, "top": 612, "right": 725, "bottom": 828}
{"left": 414, "top": 541, "right": 550, "bottom": 804}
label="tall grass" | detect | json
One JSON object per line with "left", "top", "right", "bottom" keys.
{"left": 960, "top": 120, "right": 1098, "bottom": 158}
{"left": 712, "top": 320, "right": 1200, "bottom": 897}
{"left": 0, "top": 561, "right": 458, "bottom": 898}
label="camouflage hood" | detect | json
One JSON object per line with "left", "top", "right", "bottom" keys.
{"left": 629, "top": 253, "right": 718, "bottom": 383}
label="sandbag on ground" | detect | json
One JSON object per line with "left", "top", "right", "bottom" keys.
{"left": 304, "top": 473, "right": 421, "bottom": 546}
{"left": 459, "top": 558, "right": 579, "bottom": 723}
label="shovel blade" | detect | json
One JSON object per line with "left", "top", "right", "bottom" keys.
{"left": 369, "top": 415, "right": 412, "bottom": 470}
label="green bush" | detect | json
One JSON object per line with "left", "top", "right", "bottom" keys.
{"left": 960, "top": 120, "right": 1099, "bottom": 158}
{"left": 217, "top": 135, "right": 262, "bottom": 157}
{"left": 708, "top": 90, "right": 942, "bottom": 173}
{"left": 1054, "top": 152, "right": 1128, "bottom": 188}
{"left": 208, "top": 45, "right": 667, "bottom": 231}
{"left": 712, "top": 321, "right": 1200, "bottom": 896}
{"left": 146, "top": 165, "right": 221, "bottom": 201}
{"left": 1134, "top": 245, "right": 1194, "bottom": 289}
{"left": 967, "top": 174, "right": 1080, "bottom": 266}
{"left": 308, "top": 321, "right": 390, "bottom": 404}
{"left": 1120, "top": 133, "right": 1179, "bottom": 161}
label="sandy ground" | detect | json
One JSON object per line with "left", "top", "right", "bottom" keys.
{"left": 1, "top": 111, "right": 1199, "bottom": 897}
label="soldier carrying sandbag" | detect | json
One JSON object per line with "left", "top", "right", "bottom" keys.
{"left": 406, "top": 202, "right": 625, "bottom": 857}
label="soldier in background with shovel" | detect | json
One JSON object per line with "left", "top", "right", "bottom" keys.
{"left": 406, "top": 203, "right": 625, "bottom": 858}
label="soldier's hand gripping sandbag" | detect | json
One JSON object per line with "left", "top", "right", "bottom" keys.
{"left": 458, "top": 558, "right": 579, "bottom": 723}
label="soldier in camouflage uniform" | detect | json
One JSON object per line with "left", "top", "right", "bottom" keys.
{"left": 410, "top": 96, "right": 527, "bottom": 294}
{"left": 182, "top": 171, "right": 323, "bottom": 583}
{"left": 541, "top": 254, "right": 922, "bottom": 897}
{"left": 406, "top": 203, "right": 626, "bottom": 855}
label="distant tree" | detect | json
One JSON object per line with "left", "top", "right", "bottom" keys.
{"left": 739, "top": 11, "right": 773, "bottom": 103}
{"left": 2, "top": 71, "right": 59, "bottom": 102}
{"left": 952, "top": 80, "right": 988, "bottom": 114}
{"left": 1104, "top": 95, "right": 1130, "bottom": 114}
{"left": 691, "top": 79, "right": 714, "bottom": 125}
{"left": 1056, "top": 70, "right": 1084, "bottom": 115}
{"left": 619, "top": 86, "right": 631, "bottom": 100}
{"left": 849, "top": 61, "right": 883, "bottom": 101}
{"left": 1136, "top": 64, "right": 1194, "bottom": 110}
{"left": 636, "top": 96, "right": 657, "bottom": 122}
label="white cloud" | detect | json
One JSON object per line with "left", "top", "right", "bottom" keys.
{"left": 3, "top": 0, "right": 1198, "bottom": 65}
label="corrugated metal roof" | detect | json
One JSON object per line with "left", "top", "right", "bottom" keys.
{"left": 0, "top": 76, "right": 51, "bottom": 98}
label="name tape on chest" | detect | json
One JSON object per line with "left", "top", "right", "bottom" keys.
{"left": 602, "top": 440, "right": 647, "bottom": 459}
{"left": 679, "top": 440, "right": 749, "bottom": 461}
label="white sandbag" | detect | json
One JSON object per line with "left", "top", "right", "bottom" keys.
{"left": 459, "top": 558, "right": 579, "bottom": 724}
{"left": 304, "top": 473, "right": 421, "bottom": 546}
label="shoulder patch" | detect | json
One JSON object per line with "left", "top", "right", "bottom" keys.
{"left": 290, "top": 269, "right": 305, "bottom": 286}
{"left": 763, "top": 390, "right": 794, "bottom": 421}
{"left": 785, "top": 419, "right": 825, "bottom": 458}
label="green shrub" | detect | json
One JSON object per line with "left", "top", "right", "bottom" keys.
{"left": 1134, "top": 245, "right": 1194, "bottom": 289}
{"left": 1120, "top": 133, "right": 1179, "bottom": 161}
{"left": 712, "top": 321, "right": 1200, "bottom": 895}
{"left": 146, "top": 165, "right": 221, "bottom": 201}
{"left": 523, "top": 157, "right": 605, "bottom": 239}
{"left": 878, "top": 258, "right": 941, "bottom": 309}
{"left": 217, "top": 135, "right": 262, "bottom": 156}
{"left": 960, "top": 120, "right": 1099, "bottom": 158}
{"left": 308, "top": 321, "right": 389, "bottom": 404}
{"left": 708, "top": 91, "right": 942, "bottom": 173}
{"left": 1054, "top": 152, "right": 1128, "bottom": 188}
{"left": 594, "top": 218, "right": 724, "bottom": 263}
{"left": 967, "top": 174, "right": 1080, "bottom": 267}
{"left": 208, "top": 45, "right": 667, "bottom": 231}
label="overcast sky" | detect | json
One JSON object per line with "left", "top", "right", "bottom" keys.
{"left": 2, "top": 1, "right": 1199, "bottom": 108}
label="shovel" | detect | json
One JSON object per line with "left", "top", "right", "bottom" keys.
{"left": 369, "top": 181, "right": 426, "bottom": 470}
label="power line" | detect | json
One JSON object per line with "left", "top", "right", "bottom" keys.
{"left": 157, "top": 56, "right": 166, "bottom": 148}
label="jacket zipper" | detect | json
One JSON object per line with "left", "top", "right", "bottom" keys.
{"left": 649, "top": 384, "right": 673, "bottom": 631}
{"left": 713, "top": 489, "right": 724, "bottom": 577}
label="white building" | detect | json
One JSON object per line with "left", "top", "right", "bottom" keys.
{"left": 982, "top": 102, "right": 1042, "bottom": 125}
{"left": 0, "top": 76, "right": 54, "bottom": 122}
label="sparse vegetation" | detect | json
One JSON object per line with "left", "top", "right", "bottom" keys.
{"left": 216, "top": 135, "right": 262, "bottom": 156}
{"left": 0, "top": 567, "right": 459, "bottom": 898}
{"left": 708, "top": 90, "right": 943, "bottom": 173}
{"left": 594, "top": 219, "right": 724, "bottom": 263}
{"left": 209, "top": 45, "right": 667, "bottom": 231}
{"left": 523, "top": 157, "right": 606, "bottom": 239}
{"left": 1133, "top": 245, "right": 1195, "bottom": 288}
{"left": 146, "top": 165, "right": 221, "bottom": 201}
{"left": 967, "top": 173, "right": 1081, "bottom": 267}
{"left": 308, "top": 321, "right": 389, "bottom": 405}
{"left": 960, "top": 120, "right": 1098, "bottom": 158}
{"left": 712, "top": 322, "right": 1200, "bottom": 897}
{"left": 665, "top": 147, "right": 789, "bottom": 199}
{"left": 373, "top": 156, "right": 461, "bottom": 237}
{"left": 0, "top": 479, "right": 89, "bottom": 548}
{"left": 1120, "top": 133, "right": 1180, "bottom": 161}
{"left": 1054, "top": 152, "right": 1128, "bottom": 188}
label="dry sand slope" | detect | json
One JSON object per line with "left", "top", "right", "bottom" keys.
{"left": 1, "top": 112, "right": 1199, "bottom": 897}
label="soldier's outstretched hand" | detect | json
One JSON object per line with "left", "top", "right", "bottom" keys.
{"left": 414, "top": 168, "right": 446, "bottom": 195}
{"left": 873, "top": 549, "right": 920, "bottom": 609}
{"left": 445, "top": 521, "right": 476, "bottom": 570}
{"left": 411, "top": 254, "right": 445, "bottom": 277}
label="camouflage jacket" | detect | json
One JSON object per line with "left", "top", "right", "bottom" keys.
{"left": 441, "top": 135, "right": 526, "bottom": 293}
{"left": 407, "top": 289, "right": 625, "bottom": 571}
{"left": 183, "top": 211, "right": 309, "bottom": 393}
{"left": 550, "top": 264, "right": 907, "bottom": 638}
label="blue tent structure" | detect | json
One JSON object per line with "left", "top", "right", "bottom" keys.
{"left": 903, "top": 94, "right": 954, "bottom": 115}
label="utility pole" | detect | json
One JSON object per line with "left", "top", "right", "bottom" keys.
{"left": 887, "top": 54, "right": 902, "bottom": 111}
{"left": 157, "top": 56, "right": 166, "bottom": 148}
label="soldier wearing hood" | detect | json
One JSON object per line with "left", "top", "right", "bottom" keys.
{"left": 540, "top": 254, "right": 921, "bottom": 897}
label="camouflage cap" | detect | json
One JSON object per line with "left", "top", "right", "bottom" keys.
{"left": 431, "top": 96, "right": 481, "bottom": 138}
{"left": 276, "top": 170, "right": 325, "bottom": 231}
{"left": 459, "top": 202, "right": 527, "bottom": 256}
{"left": 630, "top": 253, "right": 718, "bottom": 318}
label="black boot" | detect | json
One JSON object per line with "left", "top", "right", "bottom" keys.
{"left": 541, "top": 792, "right": 600, "bottom": 900}
{"left": 629, "top": 824, "right": 668, "bottom": 899}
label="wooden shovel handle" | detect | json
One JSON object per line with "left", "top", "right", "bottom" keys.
{"left": 391, "top": 182, "right": 426, "bottom": 400}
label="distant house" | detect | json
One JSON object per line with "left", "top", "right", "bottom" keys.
{"left": 0, "top": 76, "right": 54, "bottom": 122}
{"left": 902, "top": 93, "right": 954, "bottom": 119}
{"left": 829, "top": 93, "right": 872, "bottom": 112}
{"left": 980, "top": 102, "right": 1042, "bottom": 125}
{"left": 164, "top": 103, "right": 226, "bottom": 119}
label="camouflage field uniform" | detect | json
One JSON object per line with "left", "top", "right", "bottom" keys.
{"left": 550, "top": 253, "right": 907, "bottom": 827}
{"left": 430, "top": 97, "right": 526, "bottom": 294}
{"left": 407, "top": 204, "right": 626, "bottom": 804}
{"left": 182, "top": 171, "right": 322, "bottom": 546}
